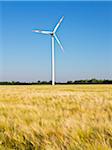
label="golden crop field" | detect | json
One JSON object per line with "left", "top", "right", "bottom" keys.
{"left": 0, "top": 85, "right": 112, "bottom": 150}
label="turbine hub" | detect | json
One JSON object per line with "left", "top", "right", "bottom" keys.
{"left": 50, "top": 32, "right": 54, "bottom": 36}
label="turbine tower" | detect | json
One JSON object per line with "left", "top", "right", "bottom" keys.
{"left": 32, "top": 16, "right": 64, "bottom": 85}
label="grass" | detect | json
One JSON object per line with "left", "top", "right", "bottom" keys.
{"left": 0, "top": 85, "right": 112, "bottom": 150}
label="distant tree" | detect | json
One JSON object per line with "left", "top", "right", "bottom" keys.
{"left": 37, "top": 80, "right": 41, "bottom": 84}
{"left": 0, "top": 79, "right": 112, "bottom": 85}
{"left": 11, "top": 81, "right": 15, "bottom": 85}
{"left": 67, "top": 81, "right": 73, "bottom": 84}
{"left": 89, "top": 79, "right": 98, "bottom": 84}
{"left": 48, "top": 80, "right": 52, "bottom": 84}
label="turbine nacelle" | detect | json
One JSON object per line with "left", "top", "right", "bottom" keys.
{"left": 50, "top": 32, "right": 54, "bottom": 36}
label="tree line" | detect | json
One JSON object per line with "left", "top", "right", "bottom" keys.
{"left": 0, "top": 79, "right": 112, "bottom": 85}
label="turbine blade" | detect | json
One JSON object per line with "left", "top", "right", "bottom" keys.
{"left": 53, "top": 16, "right": 64, "bottom": 33}
{"left": 54, "top": 34, "right": 64, "bottom": 52}
{"left": 32, "top": 30, "right": 52, "bottom": 35}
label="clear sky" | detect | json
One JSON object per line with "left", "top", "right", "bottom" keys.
{"left": 0, "top": 1, "right": 112, "bottom": 82}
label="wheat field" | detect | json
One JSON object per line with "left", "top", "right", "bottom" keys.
{"left": 0, "top": 85, "right": 112, "bottom": 150}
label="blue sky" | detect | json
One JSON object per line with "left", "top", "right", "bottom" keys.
{"left": 0, "top": 1, "right": 112, "bottom": 82}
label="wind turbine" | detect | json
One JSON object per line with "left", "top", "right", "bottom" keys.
{"left": 32, "top": 16, "right": 64, "bottom": 85}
